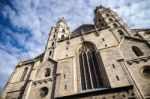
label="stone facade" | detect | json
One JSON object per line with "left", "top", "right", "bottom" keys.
{"left": 1, "top": 5, "right": 150, "bottom": 99}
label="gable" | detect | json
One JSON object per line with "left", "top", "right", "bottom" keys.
{"left": 119, "top": 37, "right": 150, "bottom": 60}
{"left": 35, "top": 59, "right": 57, "bottom": 80}
{"left": 71, "top": 24, "right": 95, "bottom": 37}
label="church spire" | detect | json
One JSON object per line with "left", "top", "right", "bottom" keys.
{"left": 43, "top": 17, "right": 70, "bottom": 62}
{"left": 55, "top": 17, "right": 70, "bottom": 40}
{"left": 94, "top": 5, "right": 134, "bottom": 41}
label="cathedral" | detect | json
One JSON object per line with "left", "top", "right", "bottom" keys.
{"left": 1, "top": 5, "right": 150, "bottom": 99}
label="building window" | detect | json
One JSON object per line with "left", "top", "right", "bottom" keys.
{"left": 102, "top": 38, "right": 105, "bottom": 41}
{"left": 62, "top": 29, "right": 65, "bottom": 33}
{"left": 106, "top": 14, "right": 110, "bottom": 17}
{"left": 132, "top": 46, "right": 144, "bottom": 57}
{"left": 65, "top": 84, "right": 67, "bottom": 90}
{"left": 55, "top": 29, "right": 57, "bottom": 32}
{"left": 109, "top": 18, "right": 113, "bottom": 22}
{"left": 49, "top": 51, "right": 52, "bottom": 56}
{"left": 20, "top": 67, "right": 28, "bottom": 81}
{"left": 113, "top": 23, "right": 118, "bottom": 28}
{"left": 64, "top": 74, "right": 66, "bottom": 79}
{"left": 39, "top": 87, "right": 49, "bottom": 97}
{"left": 143, "top": 68, "right": 150, "bottom": 77}
{"left": 53, "top": 35, "right": 56, "bottom": 38}
{"left": 116, "top": 75, "right": 119, "bottom": 81}
{"left": 140, "top": 66, "right": 150, "bottom": 79}
{"left": 79, "top": 42, "right": 109, "bottom": 90}
{"left": 118, "top": 30, "right": 124, "bottom": 35}
{"left": 52, "top": 42, "right": 54, "bottom": 46}
{"left": 45, "top": 68, "right": 51, "bottom": 77}
{"left": 112, "top": 64, "right": 115, "bottom": 68}
{"left": 61, "top": 35, "right": 64, "bottom": 39}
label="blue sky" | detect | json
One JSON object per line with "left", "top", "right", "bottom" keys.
{"left": 0, "top": 0, "right": 150, "bottom": 93}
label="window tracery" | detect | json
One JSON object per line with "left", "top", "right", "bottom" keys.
{"left": 132, "top": 46, "right": 144, "bottom": 57}
{"left": 79, "top": 42, "right": 108, "bottom": 90}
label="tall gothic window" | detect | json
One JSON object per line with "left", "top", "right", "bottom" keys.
{"left": 20, "top": 67, "right": 28, "bottom": 81}
{"left": 79, "top": 42, "right": 108, "bottom": 90}
{"left": 132, "top": 46, "right": 144, "bottom": 57}
{"left": 45, "top": 68, "right": 51, "bottom": 77}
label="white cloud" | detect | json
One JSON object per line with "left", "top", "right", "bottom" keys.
{"left": 0, "top": 49, "right": 19, "bottom": 92}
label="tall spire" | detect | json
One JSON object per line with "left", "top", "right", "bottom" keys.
{"left": 43, "top": 17, "right": 70, "bottom": 62}
{"left": 94, "top": 5, "right": 134, "bottom": 41}
{"left": 55, "top": 17, "right": 70, "bottom": 40}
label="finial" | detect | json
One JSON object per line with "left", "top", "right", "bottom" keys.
{"left": 81, "top": 29, "right": 84, "bottom": 42}
{"left": 95, "top": 5, "right": 106, "bottom": 11}
{"left": 58, "top": 17, "right": 65, "bottom": 23}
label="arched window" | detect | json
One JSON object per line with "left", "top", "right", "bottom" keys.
{"left": 53, "top": 35, "right": 55, "bottom": 38}
{"left": 113, "top": 23, "right": 118, "bottom": 28}
{"left": 118, "top": 30, "right": 124, "bottom": 35}
{"left": 20, "top": 67, "right": 28, "bottom": 81}
{"left": 45, "top": 68, "right": 51, "bottom": 77}
{"left": 141, "top": 66, "right": 150, "bottom": 79}
{"left": 52, "top": 42, "right": 54, "bottom": 46}
{"left": 106, "top": 14, "right": 110, "bottom": 17}
{"left": 109, "top": 18, "right": 113, "bottom": 22}
{"left": 132, "top": 46, "right": 144, "bottom": 57}
{"left": 39, "top": 87, "right": 49, "bottom": 97}
{"left": 62, "top": 29, "right": 65, "bottom": 33}
{"left": 55, "top": 29, "right": 57, "bottom": 32}
{"left": 49, "top": 51, "right": 52, "bottom": 56}
{"left": 79, "top": 42, "right": 109, "bottom": 90}
{"left": 61, "top": 35, "right": 64, "bottom": 39}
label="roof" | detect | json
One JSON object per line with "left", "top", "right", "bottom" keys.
{"left": 71, "top": 24, "right": 95, "bottom": 37}
{"left": 131, "top": 28, "right": 150, "bottom": 32}
{"left": 19, "top": 53, "right": 58, "bottom": 66}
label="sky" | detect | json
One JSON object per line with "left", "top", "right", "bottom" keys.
{"left": 0, "top": 0, "right": 150, "bottom": 93}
